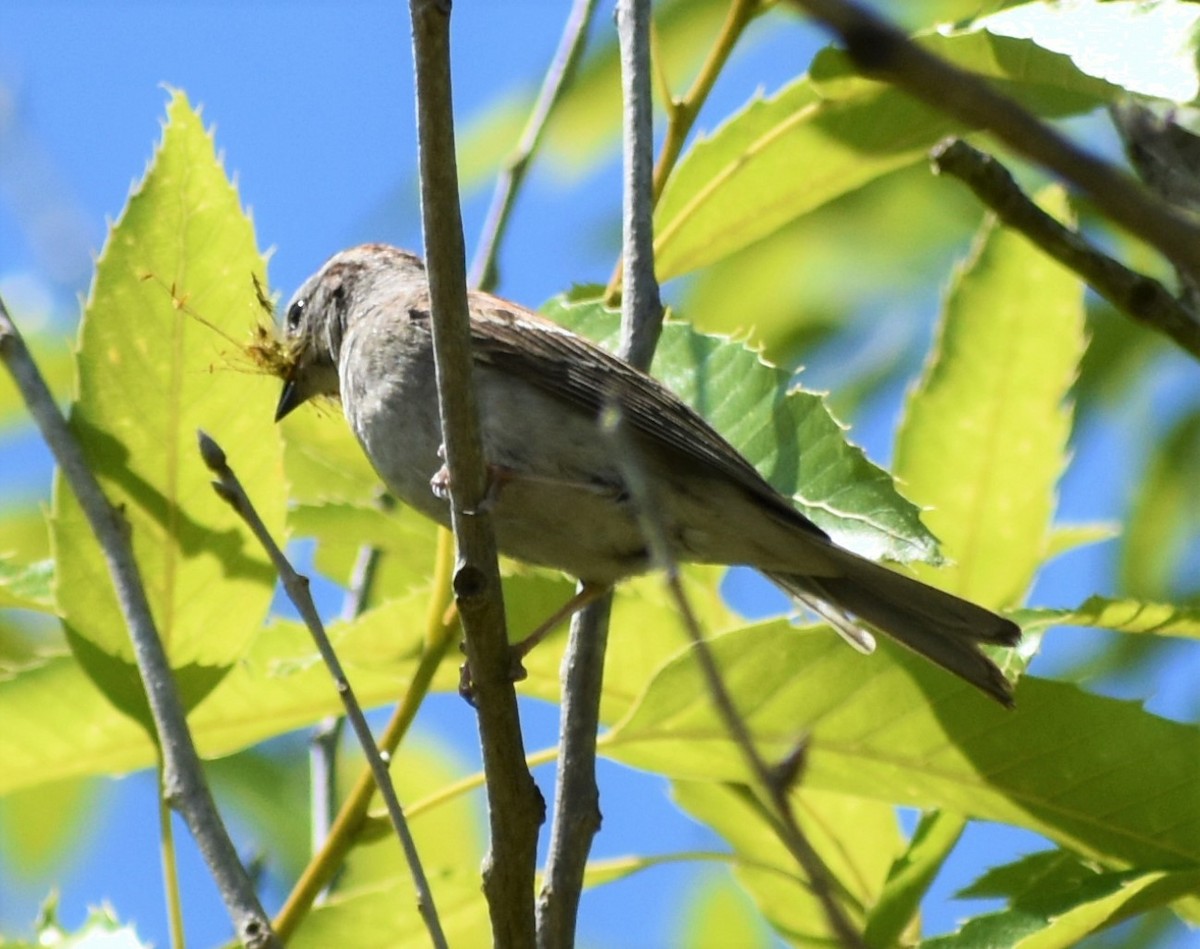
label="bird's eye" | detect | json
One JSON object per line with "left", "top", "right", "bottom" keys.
{"left": 286, "top": 299, "right": 305, "bottom": 332}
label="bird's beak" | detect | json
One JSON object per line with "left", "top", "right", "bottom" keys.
{"left": 274, "top": 375, "right": 303, "bottom": 422}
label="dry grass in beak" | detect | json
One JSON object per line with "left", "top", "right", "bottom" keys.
{"left": 139, "top": 270, "right": 300, "bottom": 380}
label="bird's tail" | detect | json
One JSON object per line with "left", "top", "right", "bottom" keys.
{"left": 765, "top": 548, "right": 1021, "bottom": 706}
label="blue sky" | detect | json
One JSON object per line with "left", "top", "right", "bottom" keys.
{"left": 2, "top": 3, "right": 1196, "bottom": 948}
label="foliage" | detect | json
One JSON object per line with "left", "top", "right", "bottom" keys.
{"left": 2, "top": 2, "right": 1199, "bottom": 947}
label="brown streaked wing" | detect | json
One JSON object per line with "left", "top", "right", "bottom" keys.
{"left": 457, "top": 293, "right": 825, "bottom": 539}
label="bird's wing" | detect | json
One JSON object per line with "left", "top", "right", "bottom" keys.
{"left": 460, "top": 293, "right": 826, "bottom": 540}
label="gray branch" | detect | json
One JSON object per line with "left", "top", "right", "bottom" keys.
{"left": 537, "top": 2, "right": 665, "bottom": 946}
{"left": 0, "top": 297, "right": 279, "bottom": 949}
{"left": 409, "top": 1, "right": 543, "bottom": 945}
{"left": 931, "top": 138, "right": 1200, "bottom": 361}
{"left": 601, "top": 405, "right": 866, "bottom": 949}
{"left": 788, "top": 0, "right": 1200, "bottom": 286}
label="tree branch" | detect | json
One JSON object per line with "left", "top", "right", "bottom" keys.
{"left": 537, "top": 2, "right": 665, "bottom": 945}
{"left": 469, "top": 0, "right": 601, "bottom": 292}
{"left": 601, "top": 405, "right": 866, "bottom": 949}
{"left": 605, "top": 0, "right": 763, "bottom": 301}
{"left": 409, "top": 2, "right": 543, "bottom": 944}
{"left": 786, "top": 0, "right": 1200, "bottom": 280}
{"left": 0, "top": 297, "right": 278, "bottom": 949}
{"left": 931, "top": 138, "right": 1200, "bottom": 361}
{"left": 274, "top": 530, "right": 460, "bottom": 940}
{"left": 310, "top": 540, "right": 381, "bottom": 872}
{"left": 199, "top": 432, "right": 447, "bottom": 949}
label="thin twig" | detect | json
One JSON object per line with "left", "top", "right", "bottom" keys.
{"left": 0, "top": 297, "right": 278, "bottom": 949}
{"left": 786, "top": 0, "right": 1200, "bottom": 290}
{"left": 931, "top": 138, "right": 1200, "bottom": 361}
{"left": 537, "top": 3, "right": 666, "bottom": 945}
{"left": 274, "top": 529, "right": 459, "bottom": 941}
{"left": 615, "top": 0, "right": 665, "bottom": 369}
{"left": 605, "top": 0, "right": 763, "bottom": 301}
{"left": 601, "top": 405, "right": 866, "bottom": 949}
{"left": 469, "top": 0, "right": 601, "bottom": 292}
{"left": 198, "top": 432, "right": 447, "bottom": 949}
{"left": 409, "top": 2, "right": 543, "bottom": 944}
{"left": 309, "top": 541, "right": 381, "bottom": 885}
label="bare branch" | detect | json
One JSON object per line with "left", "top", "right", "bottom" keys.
{"left": 787, "top": 0, "right": 1200, "bottom": 280}
{"left": 470, "top": 0, "right": 601, "bottom": 292}
{"left": 274, "top": 531, "right": 460, "bottom": 940}
{"left": 605, "top": 0, "right": 763, "bottom": 300}
{"left": 311, "top": 511, "right": 388, "bottom": 866}
{"left": 409, "top": 2, "right": 543, "bottom": 944}
{"left": 199, "top": 432, "right": 447, "bottom": 949}
{"left": 0, "top": 297, "right": 278, "bottom": 949}
{"left": 931, "top": 138, "right": 1200, "bottom": 361}
{"left": 538, "top": 3, "right": 665, "bottom": 945}
{"left": 601, "top": 405, "right": 867, "bottom": 949}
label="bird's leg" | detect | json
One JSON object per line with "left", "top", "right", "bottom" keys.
{"left": 457, "top": 581, "right": 611, "bottom": 702}
{"left": 511, "top": 580, "right": 611, "bottom": 666}
{"left": 431, "top": 445, "right": 623, "bottom": 515}
{"left": 429, "top": 446, "right": 517, "bottom": 514}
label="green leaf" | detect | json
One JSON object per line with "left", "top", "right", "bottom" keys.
{"left": 1044, "top": 522, "right": 1120, "bottom": 562}
{"left": 1120, "top": 409, "right": 1200, "bottom": 600}
{"left": 895, "top": 187, "right": 1085, "bottom": 608}
{"left": 282, "top": 404, "right": 382, "bottom": 507}
{"left": 285, "top": 867, "right": 491, "bottom": 949}
{"left": 925, "top": 857, "right": 1200, "bottom": 948}
{"left": 677, "top": 162, "right": 984, "bottom": 366}
{"left": 0, "top": 557, "right": 54, "bottom": 613}
{"left": 545, "top": 297, "right": 941, "bottom": 564}
{"left": 49, "top": 90, "right": 281, "bottom": 723}
{"left": 603, "top": 622, "right": 1200, "bottom": 871}
{"left": 655, "top": 31, "right": 1118, "bottom": 279}
{"left": 288, "top": 501, "right": 439, "bottom": 600}
{"left": 673, "top": 781, "right": 902, "bottom": 943}
{"left": 543, "top": 0, "right": 741, "bottom": 175}
{"left": 981, "top": 0, "right": 1200, "bottom": 102}
{"left": 677, "top": 868, "right": 773, "bottom": 949}
{"left": 0, "top": 560, "right": 738, "bottom": 795}
{"left": 0, "top": 775, "right": 100, "bottom": 877}
{"left": 865, "top": 810, "right": 966, "bottom": 948}
{"left": 334, "top": 740, "right": 484, "bottom": 896}
{"left": 1016, "top": 596, "right": 1200, "bottom": 639}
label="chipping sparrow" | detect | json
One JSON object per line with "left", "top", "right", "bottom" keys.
{"left": 275, "top": 244, "right": 1020, "bottom": 705}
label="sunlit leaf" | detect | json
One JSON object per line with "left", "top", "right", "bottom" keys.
{"left": 1120, "top": 409, "right": 1200, "bottom": 601}
{"left": 674, "top": 781, "right": 901, "bottom": 943}
{"left": 925, "top": 853, "right": 1200, "bottom": 948}
{"left": 677, "top": 867, "right": 772, "bottom": 949}
{"left": 546, "top": 297, "right": 941, "bottom": 563}
{"left": 865, "top": 810, "right": 965, "bottom": 948}
{"left": 604, "top": 622, "right": 1200, "bottom": 871}
{"left": 655, "top": 32, "right": 1118, "bottom": 279}
{"left": 49, "top": 91, "right": 281, "bottom": 724}
{"left": 895, "top": 187, "right": 1085, "bottom": 608}
{"left": 982, "top": 0, "right": 1200, "bottom": 102}
{"left": 0, "top": 557, "right": 54, "bottom": 613}
{"left": 1016, "top": 596, "right": 1200, "bottom": 640}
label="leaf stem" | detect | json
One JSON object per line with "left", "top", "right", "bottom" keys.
{"left": 158, "top": 770, "right": 187, "bottom": 949}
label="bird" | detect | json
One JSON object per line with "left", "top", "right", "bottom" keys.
{"left": 274, "top": 243, "right": 1021, "bottom": 705}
